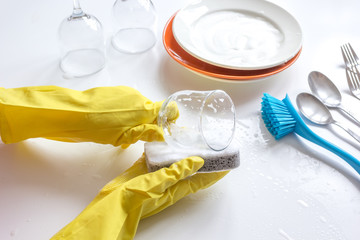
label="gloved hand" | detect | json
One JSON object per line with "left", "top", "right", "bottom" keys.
{"left": 51, "top": 155, "right": 229, "bottom": 240}
{"left": 0, "top": 85, "right": 178, "bottom": 146}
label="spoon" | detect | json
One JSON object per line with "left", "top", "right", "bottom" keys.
{"left": 296, "top": 92, "right": 360, "bottom": 143}
{"left": 308, "top": 71, "right": 360, "bottom": 126}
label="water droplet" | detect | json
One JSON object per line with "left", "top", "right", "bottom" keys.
{"left": 278, "top": 228, "right": 296, "bottom": 240}
{"left": 297, "top": 199, "right": 309, "bottom": 208}
{"left": 319, "top": 216, "right": 327, "bottom": 223}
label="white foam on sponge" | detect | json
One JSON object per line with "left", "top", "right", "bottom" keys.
{"left": 144, "top": 140, "right": 240, "bottom": 172}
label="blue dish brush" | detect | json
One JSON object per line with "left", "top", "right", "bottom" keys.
{"left": 261, "top": 93, "right": 360, "bottom": 175}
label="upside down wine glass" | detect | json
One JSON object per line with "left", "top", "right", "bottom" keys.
{"left": 58, "top": 0, "right": 106, "bottom": 77}
{"left": 112, "top": 0, "right": 157, "bottom": 54}
{"left": 158, "top": 90, "right": 236, "bottom": 151}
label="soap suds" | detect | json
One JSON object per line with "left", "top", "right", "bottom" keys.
{"left": 191, "top": 10, "right": 284, "bottom": 67}
{"left": 145, "top": 141, "right": 240, "bottom": 172}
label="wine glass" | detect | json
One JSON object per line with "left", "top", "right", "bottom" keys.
{"left": 58, "top": 0, "right": 106, "bottom": 77}
{"left": 158, "top": 90, "right": 236, "bottom": 151}
{"left": 112, "top": 0, "right": 157, "bottom": 54}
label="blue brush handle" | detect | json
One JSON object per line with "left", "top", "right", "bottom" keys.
{"left": 283, "top": 95, "right": 360, "bottom": 175}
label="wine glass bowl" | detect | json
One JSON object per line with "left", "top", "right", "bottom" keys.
{"left": 112, "top": 0, "right": 157, "bottom": 54}
{"left": 58, "top": 1, "right": 106, "bottom": 77}
{"left": 158, "top": 90, "right": 236, "bottom": 151}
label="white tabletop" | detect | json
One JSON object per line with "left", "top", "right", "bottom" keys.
{"left": 1, "top": 0, "right": 360, "bottom": 239}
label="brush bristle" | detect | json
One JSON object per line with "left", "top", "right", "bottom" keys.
{"left": 261, "top": 93, "right": 296, "bottom": 139}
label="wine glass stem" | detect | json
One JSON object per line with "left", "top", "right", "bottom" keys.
{"left": 72, "top": 0, "right": 84, "bottom": 16}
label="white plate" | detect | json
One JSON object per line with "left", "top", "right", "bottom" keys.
{"left": 172, "top": 0, "right": 302, "bottom": 70}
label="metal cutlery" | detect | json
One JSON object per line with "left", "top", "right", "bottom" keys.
{"left": 341, "top": 43, "right": 360, "bottom": 100}
{"left": 296, "top": 92, "right": 360, "bottom": 144}
{"left": 308, "top": 71, "right": 360, "bottom": 125}
{"left": 345, "top": 67, "right": 360, "bottom": 100}
{"left": 341, "top": 43, "right": 359, "bottom": 69}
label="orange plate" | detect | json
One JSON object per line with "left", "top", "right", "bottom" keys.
{"left": 163, "top": 13, "right": 302, "bottom": 81}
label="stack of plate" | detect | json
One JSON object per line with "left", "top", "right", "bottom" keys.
{"left": 163, "top": 0, "right": 302, "bottom": 82}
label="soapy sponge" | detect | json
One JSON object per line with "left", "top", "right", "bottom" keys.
{"left": 144, "top": 141, "right": 240, "bottom": 172}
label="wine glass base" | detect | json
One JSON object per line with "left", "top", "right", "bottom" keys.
{"left": 112, "top": 28, "right": 156, "bottom": 54}
{"left": 60, "top": 48, "right": 106, "bottom": 78}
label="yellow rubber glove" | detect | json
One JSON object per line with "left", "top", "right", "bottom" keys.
{"left": 0, "top": 86, "right": 178, "bottom": 146}
{"left": 51, "top": 155, "right": 229, "bottom": 240}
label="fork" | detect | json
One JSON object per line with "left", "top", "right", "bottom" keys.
{"left": 341, "top": 43, "right": 360, "bottom": 69}
{"left": 345, "top": 67, "right": 360, "bottom": 100}
{"left": 341, "top": 43, "right": 360, "bottom": 100}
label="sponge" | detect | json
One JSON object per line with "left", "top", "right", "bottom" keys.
{"left": 144, "top": 141, "right": 240, "bottom": 172}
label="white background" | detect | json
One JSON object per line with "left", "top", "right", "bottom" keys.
{"left": 0, "top": 0, "right": 360, "bottom": 239}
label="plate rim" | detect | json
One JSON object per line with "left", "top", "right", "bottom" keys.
{"left": 172, "top": 0, "right": 302, "bottom": 70}
{"left": 163, "top": 13, "right": 302, "bottom": 81}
